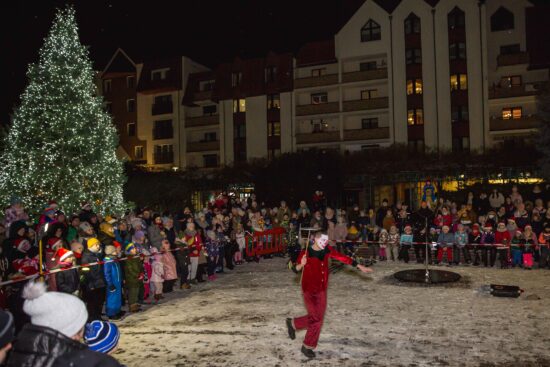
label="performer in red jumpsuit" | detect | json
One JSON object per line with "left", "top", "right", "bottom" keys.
{"left": 286, "top": 231, "right": 372, "bottom": 358}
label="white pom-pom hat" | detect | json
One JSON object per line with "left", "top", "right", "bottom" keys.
{"left": 22, "top": 281, "right": 88, "bottom": 338}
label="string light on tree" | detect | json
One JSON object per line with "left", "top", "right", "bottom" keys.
{"left": 0, "top": 6, "right": 126, "bottom": 216}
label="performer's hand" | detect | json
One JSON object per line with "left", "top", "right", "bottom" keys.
{"left": 300, "top": 255, "right": 307, "bottom": 267}
{"left": 357, "top": 264, "right": 373, "bottom": 273}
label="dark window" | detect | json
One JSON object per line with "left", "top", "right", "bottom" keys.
{"left": 491, "top": 7, "right": 514, "bottom": 32}
{"left": 407, "top": 109, "right": 424, "bottom": 125}
{"left": 103, "top": 79, "right": 112, "bottom": 93}
{"left": 151, "top": 69, "right": 168, "bottom": 81}
{"left": 268, "top": 122, "right": 281, "bottom": 136}
{"left": 361, "top": 20, "right": 381, "bottom": 42}
{"left": 449, "top": 43, "right": 466, "bottom": 60}
{"left": 154, "top": 95, "right": 172, "bottom": 104}
{"left": 268, "top": 149, "right": 281, "bottom": 160}
{"left": 451, "top": 106, "right": 469, "bottom": 123}
{"left": 127, "top": 122, "right": 136, "bottom": 136}
{"left": 203, "top": 132, "right": 217, "bottom": 142}
{"left": 448, "top": 7, "right": 465, "bottom": 30}
{"left": 406, "top": 49, "right": 422, "bottom": 64}
{"left": 234, "top": 124, "right": 246, "bottom": 138}
{"left": 267, "top": 94, "right": 280, "bottom": 109}
{"left": 231, "top": 72, "right": 242, "bottom": 87}
{"left": 154, "top": 144, "right": 173, "bottom": 164}
{"left": 127, "top": 99, "right": 136, "bottom": 113}
{"left": 203, "top": 154, "right": 218, "bottom": 168}
{"left": 265, "top": 66, "right": 277, "bottom": 83}
{"left": 408, "top": 139, "right": 425, "bottom": 152}
{"left": 126, "top": 76, "right": 135, "bottom": 89}
{"left": 361, "top": 89, "right": 378, "bottom": 100}
{"left": 500, "top": 44, "right": 520, "bottom": 55}
{"left": 311, "top": 93, "right": 328, "bottom": 104}
{"left": 452, "top": 137, "right": 470, "bottom": 152}
{"left": 359, "top": 61, "right": 377, "bottom": 71}
{"left": 201, "top": 80, "right": 215, "bottom": 91}
{"left": 311, "top": 68, "right": 326, "bottom": 77}
{"left": 134, "top": 146, "right": 144, "bottom": 160}
{"left": 405, "top": 13, "right": 421, "bottom": 35}
{"left": 153, "top": 120, "right": 173, "bottom": 140}
{"left": 105, "top": 102, "right": 112, "bottom": 114}
{"left": 203, "top": 105, "right": 217, "bottom": 115}
{"left": 362, "top": 118, "right": 378, "bottom": 129}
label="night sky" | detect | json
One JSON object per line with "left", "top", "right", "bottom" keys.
{"left": 3, "top": 0, "right": 364, "bottom": 123}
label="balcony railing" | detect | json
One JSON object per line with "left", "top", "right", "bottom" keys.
{"left": 497, "top": 52, "right": 529, "bottom": 67}
{"left": 187, "top": 140, "right": 220, "bottom": 152}
{"left": 193, "top": 90, "right": 213, "bottom": 101}
{"left": 294, "top": 74, "right": 338, "bottom": 89}
{"left": 296, "top": 102, "right": 339, "bottom": 116}
{"left": 489, "top": 116, "right": 540, "bottom": 132}
{"left": 342, "top": 68, "right": 388, "bottom": 83}
{"left": 185, "top": 114, "right": 219, "bottom": 128}
{"left": 342, "top": 97, "right": 389, "bottom": 112}
{"left": 343, "top": 127, "right": 390, "bottom": 141}
{"left": 154, "top": 152, "right": 174, "bottom": 164}
{"left": 153, "top": 127, "right": 173, "bottom": 140}
{"left": 295, "top": 131, "right": 340, "bottom": 144}
{"left": 152, "top": 102, "right": 173, "bottom": 115}
{"left": 489, "top": 83, "right": 539, "bottom": 99}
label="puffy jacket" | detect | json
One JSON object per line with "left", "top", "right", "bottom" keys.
{"left": 124, "top": 256, "right": 144, "bottom": 287}
{"left": 147, "top": 225, "right": 163, "bottom": 250}
{"left": 55, "top": 267, "right": 80, "bottom": 294}
{"left": 80, "top": 250, "right": 105, "bottom": 290}
{"left": 7, "top": 324, "right": 120, "bottom": 367}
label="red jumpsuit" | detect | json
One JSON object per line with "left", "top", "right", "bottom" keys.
{"left": 294, "top": 245, "right": 356, "bottom": 349}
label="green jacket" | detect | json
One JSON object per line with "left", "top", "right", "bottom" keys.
{"left": 124, "top": 256, "right": 144, "bottom": 287}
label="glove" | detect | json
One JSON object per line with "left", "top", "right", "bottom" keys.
{"left": 138, "top": 272, "right": 144, "bottom": 281}
{"left": 109, "top": 285, "right": 116, "bottom": 292}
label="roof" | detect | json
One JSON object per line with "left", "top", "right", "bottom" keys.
{"left": 295, "top": 39, "right": 337, "bottom": 67}
{"left": 101, "top": 48, "right": 136, "bottom": 77}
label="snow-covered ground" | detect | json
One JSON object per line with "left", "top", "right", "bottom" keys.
{"left": 113, "top": 258, "right": 550, "bottom": 367}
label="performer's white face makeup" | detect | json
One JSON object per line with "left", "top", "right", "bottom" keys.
{"left": 316, "top": 234, "right": 329, "bottom": 249}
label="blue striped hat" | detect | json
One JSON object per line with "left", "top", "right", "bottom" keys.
{"left": 84, "top": 320, "right": 120, "bottom": 354}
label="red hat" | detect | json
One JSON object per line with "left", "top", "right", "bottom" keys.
{"left": 113, "top": 241, "right": 122, "bottom": 249}
{"left": 472, "top": 223, "right": 480, "bottom": 229}
{"left": 47, "top": 238, "right": 63, "bottom": 252}
{"left": 53, "top": 248, "right": 74, "bottom": 262}
{"left": 483, "top": 223, "right": 493, "bottom": 229}
{"left": 14, "top": 238, "right": 31, "bottom": 253}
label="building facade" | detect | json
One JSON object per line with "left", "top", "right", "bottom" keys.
{"left": 101, "top": 0, "right": 549, "bottom": 170}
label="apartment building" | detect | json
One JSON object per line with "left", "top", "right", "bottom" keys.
{"left": 101, "top": 0, "right": 549, "bottom": 170}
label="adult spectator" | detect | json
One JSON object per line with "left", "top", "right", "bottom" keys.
{"left": 7, "top": 282, "right": 121, "bottom": 366}
{"left": 376, "top": 199, "right": 389, "bottom": 227}
{"left": 489, "top": 189, "right": 505, "bottom": 210}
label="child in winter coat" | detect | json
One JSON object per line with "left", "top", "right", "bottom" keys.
{"left": 511, "top": 231, "right": 524, "bottom": 268}
{"left": 234, "top": 225, "right": 246, "bottom": 265}
{"left": 436, "top": 225, "right": 454, "bottom": 265}
{"left": 481, "top": 224, "right": 496, "bottom": 267}
{"left": 388, "top": 225, "right": 400, "bottom": 261}
{"left": 523, "top": 225, "right": 537, "bottom": 270}
{"left": 538, "top": 225, "right": 550, "bottom": 269}
{"left": 399, "top": 225, "right": 414, "bottom": 263}
{"left": 205, "top": 231, "right": 219, "bottom": 281}
{"left": 378, "top": 229, "right": 388, "bottom": 261}
{"left": 334, "top": 216, "right": 348, "bottom": 253}
{"left": 469, "top": 224, "right": 482, "bottom": 266}
{"left": 495, "top": 222, "right": 512, "bottom": 268}
{"left": 54, "top": 248, "right": 79, "bottom": 296}
{"left": 124, "top": 243, "right": 144, "bottom": 313}
{"left": 150, "top": 247, "right": 164, "bottom": 303}
{"left": 161, "top": 240, "right": 178, "bottom": 292}
{"left": 453, "top": 224, "right": 469, "bottom": 265}
{"left": 142, "top": 249, "right": 152, "bottom": 303}
{"left": 103, "top": 245, "right": 122, "bottom": 319}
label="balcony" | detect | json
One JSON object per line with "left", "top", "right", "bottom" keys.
{"left": 489, "top": 116, "right": 540, "bottom": 132}
{"left": 187, "top": 140, "right": 220, "bottom": 153}
{"left": 294, "top": 74, "right": 338, "bottom": 89}
{"left": 154, "top": 152, "right": 174, "bottom": 164}
{"left": 192, "top": 90, "right": 213, "bottom": 102}
{"left": 295, "top": 131, "right": 340, "bottom": 144}
{"left": 497, "top": 52, "right": 529, "bottom": 67}
{"left": 489, "top": 83, "right": 539, "bottom": 99}
{"left": 342, "top": 97, "right": 389, "bottom": 112}
{"left": 151, "top": 102, "right": 173, "bottom": 115}
{"left": 153, "top": 127, "right": 173, "bottom": 140}
{"left": 185, "top": 114, "right": 219, "bottom": 128}
{"left": 343, "top": 127, "right": 390, "bottom": 141}
{"left": 296, "top": 102, "right": 339, "bottom": 116}
{"left": 342, "top": 68, "right": 388, "bottom": 83}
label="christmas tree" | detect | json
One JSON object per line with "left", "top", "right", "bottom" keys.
{"left": 0, "top": 6, "right": 126, "bottom": 215}
{"left": 537, "top": 81, "right": 550, "bottom": 179}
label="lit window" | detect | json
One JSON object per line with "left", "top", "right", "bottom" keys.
{"left": 268, "top": 122, "right": 281, "bottom": 137}
{"left": 311, "top": 93, "right": 328, "bottom": 104}
{"left": 450, "top": 74, "right": 467, "bottom": 91}
{"left": 407, "top": 79, "right": 423, "bottom": 95}
{"left": 500, "top": 76, "right": 522, "bottom": 88}
{"left": 361, "top": 19, "right": 381, "bottom": 42}
{"left": 233, "top": 99, "right": 246, "bottom": 113}
{"left": 407, "top": 109, "right": 424, "bottom": 125}
{"left": 361, "top": 89, "right": 378, "bottom": 100}
{"left": 267, "top": 94, "right": 280, "bottom": 109}
{"left": 502, "top": 107, "right": 522, "bottom": 120}
{"left": 404, "top": 14, "right": 421, "bottom": 35}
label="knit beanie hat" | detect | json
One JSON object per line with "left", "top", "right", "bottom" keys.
{"left": 22, "top": 281, "right": 88, "bottom": 338}
{"left": 0, "top": 309, "right": 14, "bottom": 349}
{"left": 87, "top": 237, "right": 100, "bottom": 249}
{"left": 85, "top": 320, "right": 120, "bottom": 354}
{"left": 79, "top": 221, "right": 93, "bottom": 233}
{"left": 133, "top": 231, "right": 145, "bottom": 242}
{"left": 104, "top": 245, "right": 117, "bottom": 256}
{"left": 125, "top": 242, "right": 136, "bottom": 254}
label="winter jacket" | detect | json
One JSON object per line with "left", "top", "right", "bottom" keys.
{"left": 55, "top": 266, "right": 79, "bottom": 295}
{"left": 147, "top": 224, "right": 164, "bottom": 250}
{"left": 98, "top": 231, "right": 114, "bottom": 249}
{"left": 495, "top": 230, "right": 512, "bottom": 246}
{"left": 124, "top": 256, "right": 144, "bottom": 288}
{"left": 80, "top": 250, "right": 105, "bottom": 290}
{"left": 7, "top": 324, "right": 120, "bottom": 367}
{"left": 454, "top": 231, "right": 468, "bottom": 247}
{"left": 185, "top": 232, "right": 203, "bottom": 258}
{"left": 161, "top": 245, "right": 178, "bottom": 281}
{"left": 400, "top": 234, "right": 413, "bottom": 245}
{"left": 103, "top": 256, "right": 122, "bottom": 317}
{"left": 150, "top": 258, "right": 164, "bottom": 283}
{"left": 481, "top": 232, "right": 495, "bottom": 245}
{"left": 114, "top": 229, "right": 131, "bottom": 246}
{"left": 437, "top": 232, "right": 455, "bottom": 247}
{"left": 489, "top": 193, "right": 505, "bottom": 209}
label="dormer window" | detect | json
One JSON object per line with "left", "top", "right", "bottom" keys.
{"left": 361, "top": 20, "right": 381, "bottom": 42}
{"left": 151, "top": 68, "right": 169, "bottom": 81}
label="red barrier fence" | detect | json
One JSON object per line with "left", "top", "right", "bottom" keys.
{"left": 245, "top": 228, "right": 287, "bottom": 258}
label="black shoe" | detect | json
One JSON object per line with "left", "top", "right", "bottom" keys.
{"left": 286, "top": 318, "right": 295, "bottom": 340}
{"left": 301, "top": 346, "right": 315, "bottom": 358}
